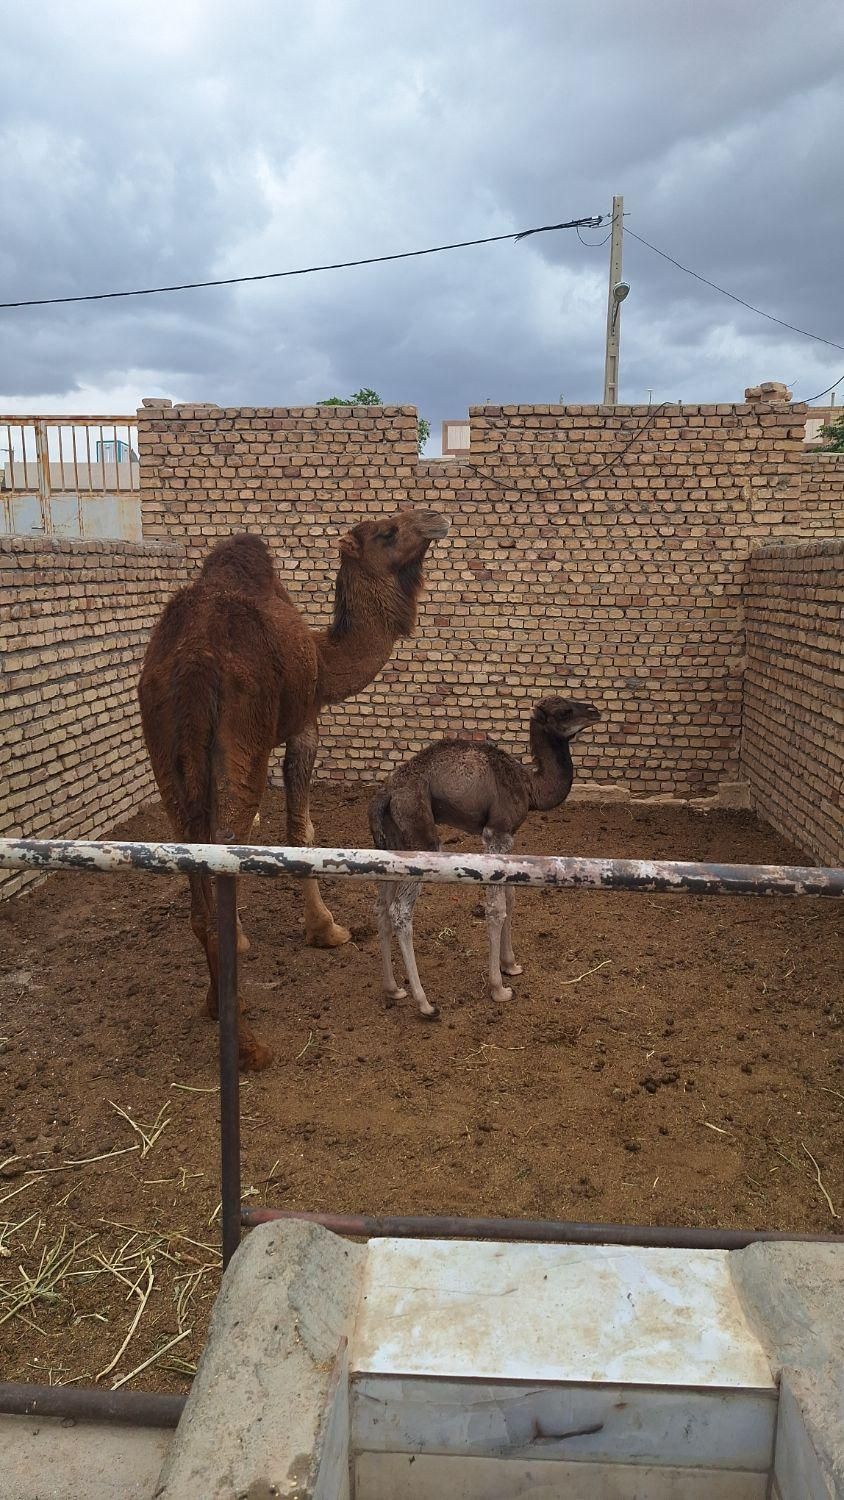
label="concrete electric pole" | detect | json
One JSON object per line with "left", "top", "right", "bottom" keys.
{"left": 603, "top": 196, "right": 628, "bottom": 405}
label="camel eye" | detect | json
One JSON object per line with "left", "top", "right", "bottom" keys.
{"left": 379, "top": 526, "right": 398, "bottom": 545}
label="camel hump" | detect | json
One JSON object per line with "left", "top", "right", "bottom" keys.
{"left": 199, "top": 534, "right": 279, "bottom": 596}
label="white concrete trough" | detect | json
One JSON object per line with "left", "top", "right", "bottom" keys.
{"left": 147, "top": 1223, "right": 841, "bottom": 1500}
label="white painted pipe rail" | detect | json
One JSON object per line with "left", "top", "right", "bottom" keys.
{"left": 0, "top": 838, "right": 842, "bottom": 898}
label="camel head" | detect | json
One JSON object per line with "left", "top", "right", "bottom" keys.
{"left": 338, "top": 507, "right": 449, "bottom": 580}
{"left": 531, "top": 698, "right": 601, "bottom": 740}
{"left": 331, "top": 507, "right": 449, "bottom": 640}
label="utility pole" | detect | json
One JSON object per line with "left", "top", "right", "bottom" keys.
{"left": 603, "top": 195, "right": 626, "bottom": 405}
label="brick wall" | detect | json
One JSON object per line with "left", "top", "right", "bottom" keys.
{"left": 138, "top": 399, "right": 806, "bottom": 799}
{"left": 800, "top": 450, "right": 844, "bottom": 534}
{"left": 741, "top": 540, "right": 843, "bottom": 866}
{"left": 0, "top": 537, "right": 187, "bottom": 897}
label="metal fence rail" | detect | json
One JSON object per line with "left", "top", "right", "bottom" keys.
{"left": 0, "top": 416, "right": 140, "bottom": 539}
{"left": 0, "top": 834, "right": 842, "bottom": 1427}
{"left": 2, "top": 837, "right": 842, "bottom": 898}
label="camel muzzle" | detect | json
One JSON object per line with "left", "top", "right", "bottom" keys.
{"left": 414, "top": 510, "right": 450, "bottom": 540}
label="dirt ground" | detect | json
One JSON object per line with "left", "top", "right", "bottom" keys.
{"left": 1, "top": 785, "right": 842, "bottom": 1393}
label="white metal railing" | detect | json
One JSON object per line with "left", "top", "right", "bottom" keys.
{"left": 1, "top": 837, "right": 842, "bottom": 897}
{"left": 0, "top": 416, "right": 140, "bottom": 540}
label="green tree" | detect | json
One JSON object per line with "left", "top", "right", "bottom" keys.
{"left": 319, "top": 387, "right": 430, "bottom": 453}
{"left": 819, "top": 413, "right": 844, "bottom": 452}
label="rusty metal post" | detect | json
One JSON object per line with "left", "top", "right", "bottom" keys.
{"left": 33, "top": 419, "right": 52, "bottom": 534}
{"left": 0, "top": 1381, "right": 185, "bottom": 1428}
{"left": 216, "top": 875, "right": 241, "bottom": 1269}
{"left": 241, "top": 1206, "right": 841, "bottom": 1251}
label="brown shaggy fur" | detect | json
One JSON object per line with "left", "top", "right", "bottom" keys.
{"left": 139, "top": 509, "right": 449, "bottom": 1069}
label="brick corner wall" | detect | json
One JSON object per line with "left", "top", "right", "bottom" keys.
{"left": 134, "top": 397, "right": 809, "bottom": 799}
{"left": 800, "top": 450, "right": 844, "bottom": 535}
{"left": 0, "top": 535, "right": 188, "bottom": 898}
{"left": 741, "top": 537, "right": 843, "bottom": 865}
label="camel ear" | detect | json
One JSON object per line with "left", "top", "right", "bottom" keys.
{"left": 339, "top": 531, "right": 362, "bottom": 560}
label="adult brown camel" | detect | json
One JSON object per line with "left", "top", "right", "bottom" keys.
{"left": 138, "top": 507, "right": 449, "bottom": 1070}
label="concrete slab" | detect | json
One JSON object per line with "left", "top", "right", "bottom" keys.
{"left": 352, "top": 1377, "right": 776, "bottom": 1469}
{"left": 0, "top": 1413, "right": 170, "bottom": 1500}
{"left": 730, "top": 1242, "right": 844, "bottom": 1374}
{"left": 731, "top": 1242, "right": 844, "bottom": 1498}
{"left": 773, "top": 1377, "right": 841, "bottom": 1500}
{"left": 154, "top": 1221, "right": 365, "bottom": 1500}
{"left": 353, "top": 1240, "right": 775, "bottom": 1388}
{"left": 355, "top": 1451, "right": 769, "bottom": 1498}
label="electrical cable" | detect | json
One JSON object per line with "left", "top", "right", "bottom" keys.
{"left": 464, "top": 402, "right": 670, "bottom": 495}
{"left": 796, "top": 373, "right": 843, "bottom": 405}
{"left": 0, "top": 216, "right": 603, "bottom": 311}
{"left": 626, "top": 228, "right": 844, "bottom": 353}
{"left": 576, "top": 224, "right": 613, "bottom": 247}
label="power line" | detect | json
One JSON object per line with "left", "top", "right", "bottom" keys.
{"left": 576, "top": 223, "right": 613, "bottom": 248}
{"left": 626, "top": 227, "right": 844, "bottom": 354}
{"left": 797, "top": 372, "right": 843, "bottom": 405}
{"left": 465, "top": 402, "right": 670, "bottom": 494}
{"left": 0, "top": 215, "right": 604, "bottom": 311}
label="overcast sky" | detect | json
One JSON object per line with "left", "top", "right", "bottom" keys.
{"left": 1, "top": 0, "right": 843, "bottom": 450}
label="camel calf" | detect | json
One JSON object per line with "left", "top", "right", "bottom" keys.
{"left": 369, "top": 698, "right": 600, "bottom": 1018}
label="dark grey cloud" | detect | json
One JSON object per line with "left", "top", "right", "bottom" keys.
{"left": 1, "top": 0, "right": 842, "bottom": 441}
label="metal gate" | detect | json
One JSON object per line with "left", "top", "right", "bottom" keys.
{"left": 0, "top": 417, "right": 141, "bottom": 540}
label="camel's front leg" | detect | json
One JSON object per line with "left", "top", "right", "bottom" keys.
{"left": 376, "top": 880, "right": 407, "bottom": 1001}
{"left": 283, "top": 726, "right": 350, "bottom": 948}
{"left": 483, "top": 830, "right": 518, "bottom": 999}
{"left": 391, "top": 881, "right": 437, "bottom": 1018}
{"left": 501, "top": 887, "right": 522, "bottom": 977}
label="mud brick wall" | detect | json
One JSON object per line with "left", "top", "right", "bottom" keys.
{"left": 0, "top": 537, "right": 187, "bottom": 898}
{"left": 137, "top": 398, "right": 806, "bottom": 799}
{"left": 741, "top": 540, "right": 844, "bottom": 867}
{"left": 800, "top": 451, "right": 844, "bottom": 535}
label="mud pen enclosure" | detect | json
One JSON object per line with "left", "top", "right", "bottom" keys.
{"left": 0, "top": 396, "right": 842, "bottom": 1400}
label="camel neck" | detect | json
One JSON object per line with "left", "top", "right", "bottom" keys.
{"left": 314, "top": 623, "right": 398, "bottom": 707}
{"left": 312, "top": 561, "right": 421, "bottom": 708}
{"left": 527, "top": 720, "right": 575, "bottom": 813}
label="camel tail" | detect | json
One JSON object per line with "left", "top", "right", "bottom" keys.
{"left": 369, "top": 786, "right": 400, "bottom": 851}
{"left": 170, "top": 663, "right": 221, "bottom": 845}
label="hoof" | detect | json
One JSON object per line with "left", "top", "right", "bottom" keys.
{"left": 418, "top": 1005, "right": 440, "bottom": 1022}
{"left": 384, "top": 986, "right": 408, "bottom": 1001}
{"left": 490, "top": 985, "right": 513, "bottom": 1003}
{"left": 239, "top": 1040, "right": 274, "bottom": 1072}
{"left": 306, "top": 922, "right": 351, "bottom": 949}
{"left": 502, "top": 962, "right": 523, "bottom": 977}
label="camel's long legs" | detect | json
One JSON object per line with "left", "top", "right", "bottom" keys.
{"left": 484, "top": 887, "right": 512, "bottom": 1002}
{"left": 390, "top": 880, "right": 437, "bottom": 1018}
{"left": 501, "top": 886, "right": 522, "bottom": 977}
{"left": 483, "top": 831, "right": 517, "bottom": 1000}
{"left": 376, "top": 881, "right": 407, "bottom": 1000}
{"left": 197, "top": 743, "right": 273, "bottom": 1071}
{"left": 284, "top": 725, "right": 350, "bottom": 948}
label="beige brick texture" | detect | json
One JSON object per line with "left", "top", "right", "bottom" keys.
{"left": 0, "top": 536, "right": 188, "bottom": 897}
{"left": 138, "top": 400, "right": 809, "bottom": 801}
{"left": 741, "top": 539, "right": 843, "bottom": 867}
{"left": 800, "top": 450, "right": 844, "bottom": 534}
